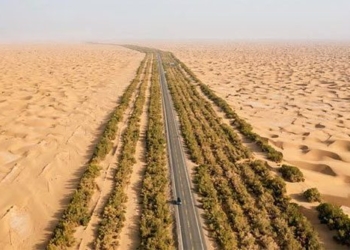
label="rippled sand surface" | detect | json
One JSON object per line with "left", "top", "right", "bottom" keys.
{"left": 0, "top": 44, "right": 143, "bottom": 249}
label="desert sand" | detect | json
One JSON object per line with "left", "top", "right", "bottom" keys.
{"left": 0, "top": 44, "right": 143, "bottom": 249}
{"left": 159, "top": 41, "right": 350, "bottom": 245}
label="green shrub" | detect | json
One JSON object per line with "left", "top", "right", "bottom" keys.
{"left": 279, "top": 164, "right": 304, "bottom": 182}
{"left": 303, "top": 188, "right": 321, "bottom": 202}
{"left": 317, "top": 203, "right": 350, "bottom": 246}
{"left": 285, "top": 203, "right": 322, "bottom": 249}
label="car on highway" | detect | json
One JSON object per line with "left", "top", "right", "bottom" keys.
{"left": 176, "top": 197, "right": 182, "bottom": 205}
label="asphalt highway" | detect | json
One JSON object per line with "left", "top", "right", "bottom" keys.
{"left": 157, "top": 54, "right": 207, "bottom": 250}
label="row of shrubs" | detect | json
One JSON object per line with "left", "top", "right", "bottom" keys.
{"left": 171, "top": 50, "right": 350, "bottom": 248}
{"left": 171, "top": 54, "right": 283, "bottom": 163}
{"left": 171, "top": 51, "right": 350, "bottom": 248}
{"left": 95, "top": 54, "right": 152, "bottom": 249}
{"left": 161, "top": 52, "right": 321, "bottom": 249}
{"left": 162, "top": 53, "right": 238, "bottom": 249}
{"left": 167, "top": 71, "right": 245, "bottom": 249}
{"left": 316, "top": 203, "right": 350, "bottom": 246}
{"left": 46, "top": 54, "right": 149, "bottom": 250}
{"left": 139, "top": 56, "right": 174, "bottom": 249}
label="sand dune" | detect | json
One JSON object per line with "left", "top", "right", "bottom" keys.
{"left": 0, "top": 44, "right": 143, "bottom": 249}
{"left": 302, "top": 148, "right": 343, "bottom": 162}
{"left": 288, "top": 161, "right": 337, "bottom": 177}
{"left": 329, "top": 139, "right": 350, "bottom": 152}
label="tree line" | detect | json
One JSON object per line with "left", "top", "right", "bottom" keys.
{"left": 139, "top": 55, "right": 175, "bottom": 249}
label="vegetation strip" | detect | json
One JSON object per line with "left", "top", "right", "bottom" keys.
{"left": 160, "top": 51, "right": 321, "bottom": 249}
{"left": 170, "top": 51, "right": 350, "bottom": 248}
{"left": 47, "top": 54, "right": 148, "bottom": 250}
{"left": 139, "top": 55, "right": 174, "bottom": 249}
{"left": 170, "top": 51, "right": 350, "bottom": 247}
{"left": 95, "top": 54, "right": 152, "bottom": 249}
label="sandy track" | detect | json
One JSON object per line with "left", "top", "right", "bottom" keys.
{"left": 0, "top": 44, "right": 143, "bottom": 249}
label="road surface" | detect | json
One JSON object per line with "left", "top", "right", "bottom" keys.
{"left": 157, "top": 53, "right": 207, "bottom": 250}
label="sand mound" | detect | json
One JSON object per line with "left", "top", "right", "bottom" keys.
{"left": 321, "top": 194, "right": 350, "bottom": 208}
{"left": 270, "top": 140, "right": 284, "bottom": 150}
{"left": 328, "top": 140, "right": 350, "bottom": 152}
{"left": 303, "top": 149, "right": 343, "bottom": 161}
{"left": 269, "top": 140, "right": 299, "bottom": 151}
{"left": 288, "top": 161, "right": 337, "bottom": 176}
{"left": 299, "top": 145, "right": 309, "bottom": 152}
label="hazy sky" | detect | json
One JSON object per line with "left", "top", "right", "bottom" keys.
{"left": 1, "top": 0, "right": 349, "bottom": 42}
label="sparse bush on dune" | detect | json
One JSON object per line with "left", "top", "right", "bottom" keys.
{"left": 279, "top": 164, "right": 305, "bottom": 182}
{"left": 303, "top": 188, "right": 321, "bottom": 202}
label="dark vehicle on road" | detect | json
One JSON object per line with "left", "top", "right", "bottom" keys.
{"left": 177, "top": 197, "right": 182, "bottom": 205}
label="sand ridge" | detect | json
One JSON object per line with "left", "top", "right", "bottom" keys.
{"left": 0, "top": 44, "right": 143, "bottom": 249}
